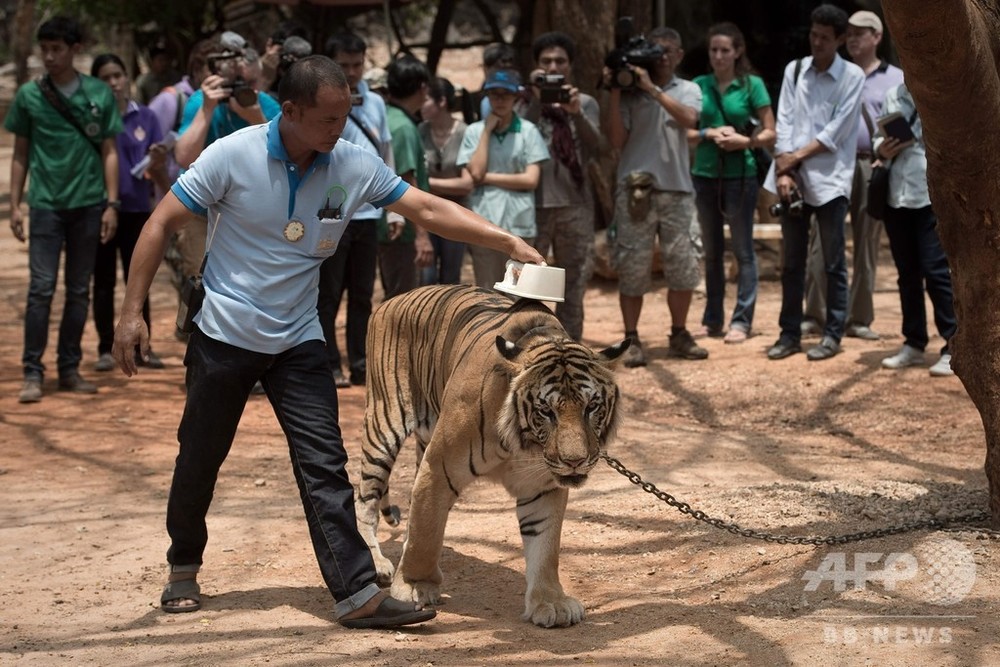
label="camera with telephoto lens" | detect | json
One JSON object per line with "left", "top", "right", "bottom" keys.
{"left": 207, "top": 51, "right": 258, "bottom": 107}
{"left": 603, "top": 16, "right": 664, "bottom": 90}
{"left": 768, "top": 187, "right": 805, "bottom": 218}
{"left": 533, "top": 73, "right": 570, "bottom": 104}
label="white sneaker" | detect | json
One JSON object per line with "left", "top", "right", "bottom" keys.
{"left": 929, "top": 353, "right": 955, "bottom": 377}
{"left": 881, "top": 344, "right": 925, "bottom": 369}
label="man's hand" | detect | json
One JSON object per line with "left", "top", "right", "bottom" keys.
{"left": 776, "top": 174, "right": 797, "bottom": 202}
{"left": 414, "top": 230, "right": 434, "bottom": 268}
{"left": 775, "top": 152, "right": 800, "bottom": 176}
{"left": 877, "top": 137, "right": 905, "bottom": 160}
{"left": 386, "top": 211, "right": 405, "bottom": 241}
{"left": 10, "top": 206, "right": 25, "bottom": 242}
{"left": 483, "top": 112, "right": 502, "bottom": 133}
{"left": 112, "top": 312, "right": 148, "bottom": 377}
{"left": 200, "top": 74, "right": 230, "bottom": 112}
{"left": 558, "top": 85, "right": 582, "bottom": 116}
{"left": 510, "top": 237, "right": 546, "bottom": 266}
{"left": 100, "top": 207, "right": 118, "bottom": 244}
{"left": 632, "top": 65, "right": 655, "bottom": 94}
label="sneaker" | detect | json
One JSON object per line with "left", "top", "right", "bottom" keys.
{"left": 881, "top": 344, "right": 925, "bottom": 369}
{"left": 623, "top": 341, "right": 647, "bottom": 368}
{"left": 667, "top": 329, "right": 709, "bottom": 360}
{"left": 332, "top": 368, "right": 352, "bottom": 388}
{"left": 846, "top": 323, "right": 881, "bottom": 340}
{"left": 58, "top": 372, "right": 98, "bottom": 394}
{"left": 94, "top": 353, "right": 115, "bottom": 372}
{"left": 800, "top": 319, "right": 823, "bottom": 338}
{"left": 806, "top": 336, "right": 841, "bottom": 361}
{"left": 929, "top": 353, "right": 955, "bottom": 377}
{"left": 18, "top": 377, "right": 43, "bottom": 403}
{"left": 767, "top": 338, "right": 802, "bottom": 360}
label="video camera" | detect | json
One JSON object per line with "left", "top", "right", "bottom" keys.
{"left": 207, "top": 50, "right": 258, "bottom": 107}
{"left": 603, "top": 16, "right": 664, "bottom": 90}
{"left": 533, "top": 73, "right": 570, "bottom": 104}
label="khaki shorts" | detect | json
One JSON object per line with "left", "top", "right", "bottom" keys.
{"left": 611, "top": 181, "right": 701, "bottom": 295}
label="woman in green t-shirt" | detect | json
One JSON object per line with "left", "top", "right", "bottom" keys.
{"left": 690, "top": 22, "right": 776, "bottom": 344}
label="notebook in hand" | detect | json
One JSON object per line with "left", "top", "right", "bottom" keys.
{"left": 877, "top": 111, "right": 916, "bottom": 148}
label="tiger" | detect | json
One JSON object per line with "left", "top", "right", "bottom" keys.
{"left": 355, "top": 284, "right": 629, "bottom": 628}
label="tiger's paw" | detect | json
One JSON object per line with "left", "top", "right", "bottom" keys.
{"left": 372, "top": 553, "right": 395, "bottom": 587}
{"left": 391, "top": 577, "right": 442, "bottom": 608}
{"left": 525, "top": 594, "right": 585, "bottom": 628}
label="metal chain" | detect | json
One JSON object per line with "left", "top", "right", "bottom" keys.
{"left": 602, "top": 454, "right": 993, "bottom": 545}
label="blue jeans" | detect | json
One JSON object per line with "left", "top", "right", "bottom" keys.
{"left": 883, "top": 205, "right": 956, "bottom": 354}
{"left": 317, "top": 219, "right": 377, "bottom": 377}
{"left": 778, "top": 196, "right": 849, "bottom": 343}
{"left": 420, "top": 233, "right": 466, "bottom": 286}
{"left": 168, "top": 329, "right": 379, "bottom": 612}
{"left": 694, "top": 176, "right": 759, "bottom": 332}
{"left": 23, "top": 205, "right": 103, "bottom": 379}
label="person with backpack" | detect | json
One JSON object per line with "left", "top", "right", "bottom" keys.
{"left": 4, "top": 16, "right": 122, "bottom": 403}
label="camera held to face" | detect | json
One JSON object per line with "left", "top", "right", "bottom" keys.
{"left": 207, "top": 51, "right": 258, "bottom": 107}
{"left": 603, "top": 16, "right": 664, "bottom": 90}
{"left": 533, "top": 73, "right": 570, "bottom": 104}
{"left": 768, "top": 187, "right": 805, "bottom": 218}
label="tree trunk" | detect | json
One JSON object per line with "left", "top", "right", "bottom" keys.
{"left": 12, "top": 0, "right": 36, "bottom": 86}
{"left": 883, "top": 0, "right": 1000, "bottom": 527}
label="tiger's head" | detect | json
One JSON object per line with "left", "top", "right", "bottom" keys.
{"left": 495, "top": 333, "right": 631, "bottom": 488}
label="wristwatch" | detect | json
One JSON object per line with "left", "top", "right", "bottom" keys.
{"left": 107, "top": 200, "right": 121, "bottom": 211}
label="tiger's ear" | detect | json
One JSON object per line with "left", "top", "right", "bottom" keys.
{"left": 598, "top": 338, "right": 632, "bottom": 363}
{"left": 496, "top": 335, "right": 522, "bottom": 360}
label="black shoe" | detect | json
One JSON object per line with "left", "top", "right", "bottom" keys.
{"left": 807, "top": 336, "right": 841, "bottom": 361}
{"left": 332, "top": 369, "right": 351, "bottom": 388}
{"left": 339, "top": 596, "right": 436, "bottom": 629}
{"left": 58, "top": 372, "right": 98, "bottom": 394}
{"left": 350, "top": 364, "right": 366, "bottom": 386}
{"left": 767, "top": 339, "right": 802, "bottom": 360}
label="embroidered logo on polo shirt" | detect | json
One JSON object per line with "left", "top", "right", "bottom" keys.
{"left": 284, "top": 220, "right": 305, "bottom": 242}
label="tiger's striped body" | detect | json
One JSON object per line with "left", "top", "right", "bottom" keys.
{"left": 357, "top": 285, "right": 628, "bottom": 627}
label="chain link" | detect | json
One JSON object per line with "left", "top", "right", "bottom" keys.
{"left": 602, "top": 454, "right": 992, "bottom": 545}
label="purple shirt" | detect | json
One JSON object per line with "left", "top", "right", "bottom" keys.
{"left": 856, "top": 60, "right": 904, "bottom": 153}
{"left": 117, "top": 101, "right": 164, "bottom": 212}
{"left": 147, "top": 76, "right": 195, "bottom": 137}
{"left": 147, "top": 76, "right": 195, "bottom": 196}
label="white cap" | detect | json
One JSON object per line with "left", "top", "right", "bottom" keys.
{"left": 849, "top": 11, "right": 883, "bottom": 33}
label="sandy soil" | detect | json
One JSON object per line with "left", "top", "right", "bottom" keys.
{"left": 0, "top": 130, "right": 997, "bottom": 667}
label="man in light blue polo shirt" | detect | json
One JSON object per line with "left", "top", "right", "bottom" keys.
{"left": 110, "top": 56, "right": 544, "bottom": 628}
{"left": 764, "top": 4, "right": 864, "bottom": 362}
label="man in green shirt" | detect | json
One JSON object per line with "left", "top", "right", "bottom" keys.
{"left": 5, "top": 16, "right": 122, "bottom": 403}
{"left": 380, "top": 55, "right": 433, "bottom": 298}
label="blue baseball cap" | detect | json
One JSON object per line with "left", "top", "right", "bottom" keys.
{"left": 483, "top": 68, "right": 522, "bottom": 93}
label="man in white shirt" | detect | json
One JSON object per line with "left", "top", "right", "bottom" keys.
{"left": 764, "top": 4, "right": 865, "bottom": 361}
{"left": 803, "top": 10, "right": 904, "bottom": 342}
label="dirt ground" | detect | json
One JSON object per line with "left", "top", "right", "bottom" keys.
{"left": 1, "top": 127, "right": 998, "bottom": 667}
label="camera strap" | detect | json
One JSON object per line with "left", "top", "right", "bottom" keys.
{"left": 347, "top": 113, "right": 381, "bottom": 153}
{"left": 196, "top": 211, "right": 222, "bottom": 278}
{"left": 36, "top": 76, "right": 102, "bottom": 155}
